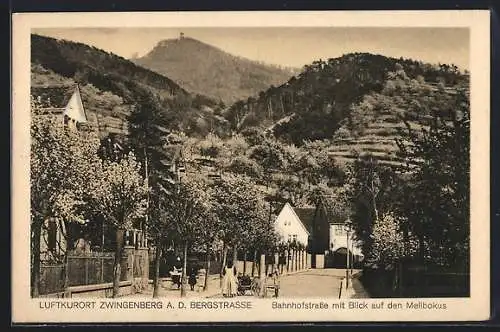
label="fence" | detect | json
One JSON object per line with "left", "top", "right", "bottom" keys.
{"left": 39, "top": 252, "right": 128, "bottom": 296}
{"left": 361, "top": 265, "right": 469, "bottom": 298}
{"left": 39, "top": 264, "right": 65, "bottom": 295}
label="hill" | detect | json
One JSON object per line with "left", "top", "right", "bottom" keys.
{"left": 30, "top": 34, "right": 231, "bottom": 138}
{"left": 226, "top": 53, "right": 469, "bottom": 168}
{"left": 134, "top": 36, "right": 296, "bottom": 105}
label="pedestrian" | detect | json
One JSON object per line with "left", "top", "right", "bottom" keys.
{"left": 188, "top": 267, "right": 198, "bottom": 291}
{"left": 221, "top": 260, "right": 238, "bottom": 297}
{"left": 170, "top": 257, "right": 182, "bottom": 289}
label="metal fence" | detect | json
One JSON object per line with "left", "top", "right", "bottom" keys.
{"left": 39, "top": 252, "right": 128, "bottom": 295}
{"left": 39, "top": 264, "right": 65, "bottom": 295}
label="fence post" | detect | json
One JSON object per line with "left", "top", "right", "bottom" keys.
{"left": 64, "top": 254, "right": 70, "bottom": 290}
{"left": 101, "top": 256, "right": 104, "bottom": 283}
{"left": 338, "top": 280, "right": 343, "bottom": 299}
{"left": 85, "top": 257, "right": 89, "bottom": 285}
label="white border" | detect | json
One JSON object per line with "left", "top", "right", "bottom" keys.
{"left": 12, "top": 10, "right": 490, "bottom": 323}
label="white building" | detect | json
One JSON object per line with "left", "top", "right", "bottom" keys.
{"left": 273, "top": 203, "right": 310, "bottom": 247}
{"left": 329, "top": 222, "right": 364, "bottom": 259}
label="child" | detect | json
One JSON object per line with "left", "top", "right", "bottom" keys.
{"left": 188, "top": 267, "right": 198, "bottom": 291}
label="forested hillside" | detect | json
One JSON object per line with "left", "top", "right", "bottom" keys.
{"left": 31, "top": 34, "right": 231, "bottom": 139}
{"left": 134, "top": 36, "right": 296, "bottom": 105}
{"left": 225, "top": 53, "right": 467, "bottom": 144}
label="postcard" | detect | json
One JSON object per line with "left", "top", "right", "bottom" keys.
{"left": 12, "top": 10, "right": 490, "bottom": 323}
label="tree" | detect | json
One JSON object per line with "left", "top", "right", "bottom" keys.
{"left": 89, "top": 153, "right": 148, "bottom": 298}
{"left": 368, "top": 213, "right": 418, "bottom": 269}
{"left": 347, "top": 153, "right": 399, "bottom": 258}
{"left": 396, "top": 89, "right": 470, "bottom": 268}
{"left": 30, "top": 104, "right": 101, "bottom": 297}
{"left": 128, "top": 89, "right": 172, "bottom": 233}
{"left": 211, "top": 175, "right": 270, "bottom": 274}
{"left": 163, "top": 175, "right": 212, "bottom": 297}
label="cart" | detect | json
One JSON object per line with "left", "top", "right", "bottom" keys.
{"left": 169, "top": 270, "right": 182, "bottom": 289}
{"left": 237, "top": 275, "right": 261, "bottom": 296}
{"left": 263, "top": 275, "right": 280, "bottom": 298}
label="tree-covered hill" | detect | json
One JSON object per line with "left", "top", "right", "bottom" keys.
{"left": 134, "top": 36, "right": 296, "bottom": 105}
{"left": 31, "top": 34, "right": 231, "bottom": 138}
{"left": 225, "top": 52, "right": 468, "bottom": 146}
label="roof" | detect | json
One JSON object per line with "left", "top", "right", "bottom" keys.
{"left": 277, "top": 203, "right": 310, "bottom": 236}
{"left": 31, "top": 84, "right": 88, "bottom": 123}
{"left": 294, "top": 202, "right": 351, "bottom": 230}
{"left": 31, "top": 85, "right": 76, "bottom": 109}
{"left": 322, "top": 203, "right": 351, "bottom": 224}
{"left": 293, "top": 207, "right": 317, "bottom": 234}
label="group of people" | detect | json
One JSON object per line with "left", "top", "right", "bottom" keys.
{"left": 168, "top": 257, "right": 280, "bottom": 297}
{"left": 221, "top": 261, "right": 280, "bottom": 297}
{"left": 169, "top": 257, "right": 200, "bottom": 291}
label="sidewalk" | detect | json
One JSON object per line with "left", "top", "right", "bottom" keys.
{"left": 340, "top": 271, "right": 370, "bottom": 299}
{"left": 126, "top": 275, "right": 222, "bottom": 299}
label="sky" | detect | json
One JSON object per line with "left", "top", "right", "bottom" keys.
{"left": 32, "top": 27, "right": 469, "bottom": 70}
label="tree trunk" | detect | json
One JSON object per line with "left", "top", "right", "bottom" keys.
{"left": 31, "top": 220, "right": 42, "bottom": 298}
{"left": 243, "top": 251, "right": 247, "bottom": 275}
{"left": 180, "top": 241, "right": 188, "bottom": 297}
{"left": 152, "top": 241, "right": 161, "bottom": 298}
{"left": 232, "top": 246, "right": 238, "bottom": 274}
{"left": 259, "top": 253, "right": 266, "bottom": 297}
{"left": 220, "top": 244, "right": 228, "bottom": 276}
{"left": 220, "top": 245, "right": 228, "bottom": 288}
{"left": 112, "top": 228, "right": 125, "bottom": 298}
{"left": 252, "top": 250, "right": 257, "bottom": 277}
{"left": 204, "top": 245, "right": 211, "bottom": 291}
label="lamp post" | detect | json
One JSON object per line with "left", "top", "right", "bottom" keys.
{"left": 344, "top": 221, "right": 352, "bottom": 289}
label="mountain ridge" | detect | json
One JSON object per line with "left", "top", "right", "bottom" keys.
{"left": 30, "top": 34, "right": 231, "bottom": 139}
{"left": 134, "top": 36, "right": 296, "bottom": 105}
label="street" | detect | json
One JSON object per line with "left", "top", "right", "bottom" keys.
{"left": 205, "top": 268, "right": 358, "bottom": 299}
{"left": 277, "top": 269, "right": 348, "bottom": 298}
{"left": 126, "top": 268, "right": 364, "bottom": 299}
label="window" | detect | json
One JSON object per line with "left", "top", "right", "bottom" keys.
{"left": 335, "top": 225, "right": 344, "bottom": 236}
{"left": 288, "top": 234, "right": 292, "bottom": 241}
{"left": 292, "top": 234, "right": 298, "bottom": 241}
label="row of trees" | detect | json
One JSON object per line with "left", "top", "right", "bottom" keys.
{"left": 346, "top": 66, "right": 470, "bottom": 273}
{"left": 30, "top": 99, "right": 148, "bottom": 297}
{"left": 31, "top": 94, "right": 282, "bottom": 298}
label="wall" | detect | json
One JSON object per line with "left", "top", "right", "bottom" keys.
{"left": 68, "top": 281, "right": 133, "bottom": 298}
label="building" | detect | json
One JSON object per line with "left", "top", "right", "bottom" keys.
{"left": 31, "top": 84, "right": 91, "bottom": 132}
{"left": 273, "top": 203, "right": 310, "bottom": 247}
{"left": 293, "top": 205, "right": 331, "bottom": 255}
{"left": 329, "top": 221, "right": 364, "bottom": 268}
{"left": 274, "top": 201, "right": 364, "bottom": 268}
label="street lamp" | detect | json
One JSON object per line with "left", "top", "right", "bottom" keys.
{"left": 344, "top": 220, "right": 353, "bottom": 289}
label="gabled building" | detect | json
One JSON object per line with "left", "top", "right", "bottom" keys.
{"left": 273, "top": 203, "right": 310, "bottom": 247}
{"left": 31, "top": 84, "right": 91, "bottom": 132}
{"left": 294, "top": 205, "right": 331, "bottom": 255}
{"left": 274, "top": 201, "right": 364, "bottom": 268}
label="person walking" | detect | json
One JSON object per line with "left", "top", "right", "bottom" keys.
{"left": 221, "top": 261, "right": 238, "bottom": 297}
{"left": 188, "top": 266, "right": 198, "bottom": 291}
